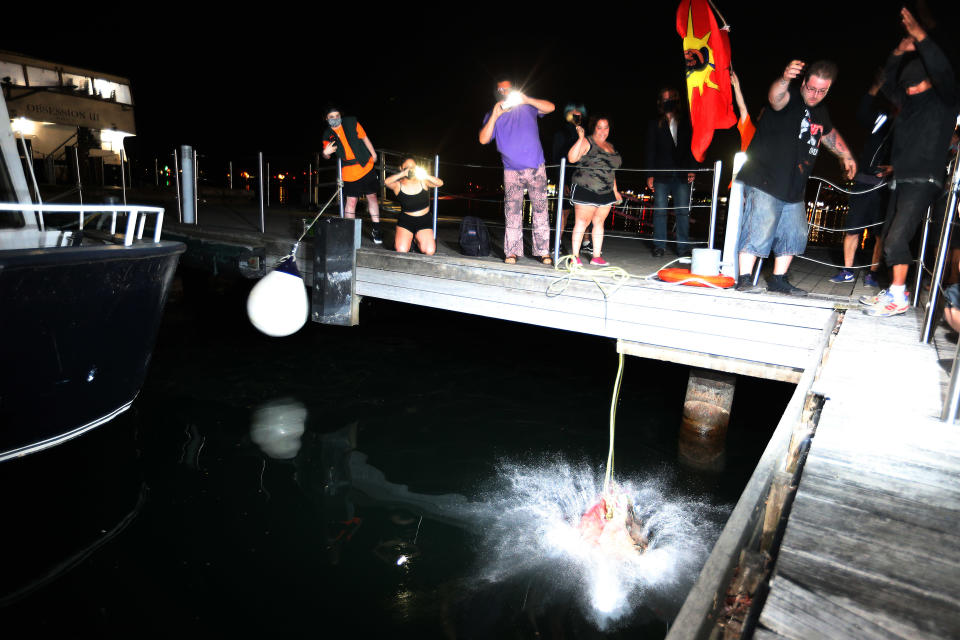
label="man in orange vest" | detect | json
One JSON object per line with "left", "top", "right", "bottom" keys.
{"left": 322, "top": 106, "right": 383, "bottom": 244}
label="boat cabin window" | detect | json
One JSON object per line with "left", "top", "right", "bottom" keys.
{"left": 92, "top": 78, "right": 132, "bottom": 105}
{"left": 62, "top": 72, "right": 93, "bottom": 95}
{"left": 0, "top": 61, "right": 26, "bottom": 86}
{"left": 26, "top": 65, "right": 58, "bottom": 87}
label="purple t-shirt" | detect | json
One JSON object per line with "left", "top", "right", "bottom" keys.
{"left": 482, "top": 104, "right": 546, "bottom": 171}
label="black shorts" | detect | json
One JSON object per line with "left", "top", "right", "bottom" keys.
{"left": 845, "top": 181, "right": 888, "bottom": 233}
{"left": 569, "top": 184, "right": 617, "bottom": 207}
{"left": 398, "top": 211, "right": 433, "bottom": 234}
{"left": 343, "top": 169, "right": 380, "bottom": 198}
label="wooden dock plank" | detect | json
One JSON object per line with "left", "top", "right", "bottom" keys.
{"left": 797, "top": 456, "right": 960, "bottom": 535}
{"left": 356, "top": 267, "right": 828, "bottom": 350}
{"left": 356, "top": 279, "right": 820, "bottom": 369}
{"left": 788, "top": 491, "right": 960, "bottom": 569}
{"left": 759, "top": 574, "right": 902, "bottom": 640}
{"left": 778, "top": 516, "right": 960, "bottom": 601}
{"left": 773, "top": 545, "right": 956, "bottom": 640}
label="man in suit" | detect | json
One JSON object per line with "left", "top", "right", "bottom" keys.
{"left": 645, "top": 88, "right": 697, "bottom": 258}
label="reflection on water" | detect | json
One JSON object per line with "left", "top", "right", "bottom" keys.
{"left": 0, "top": 279, "right": 792, "bottom": 637}
{"left": 250, "top": 397, "right": 306, "bottom": 459}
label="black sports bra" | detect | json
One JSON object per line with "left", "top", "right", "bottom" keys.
{"left": 397, "top": 187, "right": 430, "bottom": 213}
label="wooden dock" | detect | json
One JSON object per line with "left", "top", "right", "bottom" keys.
{"left": 754, "top": 309, "right": 960, "bottom": 640}
{"left": 161, "top": 210, "right": 960, "bottom": 638}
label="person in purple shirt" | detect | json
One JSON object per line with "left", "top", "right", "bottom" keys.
{"left": 479, "top": 78, "right": 555, "bottom": 264}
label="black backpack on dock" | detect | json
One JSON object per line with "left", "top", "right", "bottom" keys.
{"left": 459, "top": 216, "right": 491, "bottom": 257}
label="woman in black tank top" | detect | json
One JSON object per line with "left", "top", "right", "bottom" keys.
{"left": 385, "top": 157, "right": 444, "bottom": 254}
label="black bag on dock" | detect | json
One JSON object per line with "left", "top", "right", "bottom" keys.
{"left": 459, "top": 216, "right": 491, "bottom": 257}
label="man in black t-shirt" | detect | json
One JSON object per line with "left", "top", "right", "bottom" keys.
{"left": 735, "top": 60, "right": 857, "bottom": 295}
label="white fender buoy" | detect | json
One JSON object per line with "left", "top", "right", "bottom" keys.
{"left": 247, "top": 257, "right": 309, "bottom": 337}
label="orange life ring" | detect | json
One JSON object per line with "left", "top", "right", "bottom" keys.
{"left": 657, "top": 268, "right": 735, "bottom": 289}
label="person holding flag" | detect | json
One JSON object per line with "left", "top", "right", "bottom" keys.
{"left": 676, "top": 0, "right": 737, "bottom": 163}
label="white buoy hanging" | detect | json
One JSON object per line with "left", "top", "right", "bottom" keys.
{"left": 247, "top": 255, "right": 309, "bottom": 337}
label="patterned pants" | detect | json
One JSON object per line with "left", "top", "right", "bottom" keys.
{"left": 503, "top": 164, "right": 550, "bottom": 257}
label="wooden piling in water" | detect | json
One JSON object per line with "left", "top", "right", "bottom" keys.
{"left": 678, "top": 368, "right": 736, "bottom": 472}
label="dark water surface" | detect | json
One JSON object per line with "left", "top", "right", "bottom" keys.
{"left": 1, "top": 272, "right": 792, "bottom": 637}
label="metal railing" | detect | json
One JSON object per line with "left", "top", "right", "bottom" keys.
{"left": 932, "top": 153, "right": 960, "bottom": 421}
{"left": 0, "top": 203, "right": 165, "bottom": 246}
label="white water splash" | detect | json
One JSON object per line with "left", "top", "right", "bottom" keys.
{"left": 475, "top": 458, "right": 726, "bottom": 629}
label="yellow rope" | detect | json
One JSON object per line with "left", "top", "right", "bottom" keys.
{"left": 547, "top": 253, "right": 731, "bottom": 299}
{"left": 603, "top": 350, "right": 625, "bottom": 509}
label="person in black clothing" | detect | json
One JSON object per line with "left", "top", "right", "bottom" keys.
{"left": 734, "top": 59, "right": 857, "bottom": 295}
{"left": 644, "top": 88, "right": 696, "bottom": 257}
{"left": 384, "top": 158, "right": 443, "bottom": 255}
{"left": 861, "top": 7, "right": 957, "bottom": 317}
{"left": 827, "top": 71, "right": 894, "bottom": 286}
{"left": 551, "top": 103, "right": 590, "bottom": 256}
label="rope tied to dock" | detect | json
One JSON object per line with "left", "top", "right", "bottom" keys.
{"left": 273, "top": 189, "right": 341, "bottom": 268}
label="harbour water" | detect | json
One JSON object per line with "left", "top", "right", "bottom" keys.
{"left": 1, "top": 269, "right": 793, "bottom": 638}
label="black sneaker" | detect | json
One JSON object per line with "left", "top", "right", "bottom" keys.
{"left": 652, "top": 247, "right": 665, "bottom": 258}
{"left": 371, "top": 227, "right": 383, "bottom": 245}
{"left": 736, "top": 274, "right": 764, "bottom": 293}
{"left": 581, "top": 240, "right": 593, "bottom": 257}
{"left": 766, "top": 274, "right": 807, "bottom": 296}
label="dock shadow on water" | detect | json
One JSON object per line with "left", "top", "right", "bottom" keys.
{"left": 0, "top": 272, "right": 789, "bottom": 637}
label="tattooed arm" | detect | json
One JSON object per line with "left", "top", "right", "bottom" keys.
{"left": 769, "top": 60, "right": 804, "bottom": 111}
{"left": 822, "top": 129, "right": 857, "bottom": 179}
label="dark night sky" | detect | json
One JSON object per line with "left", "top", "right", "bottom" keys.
{"left": 5, "top": 1, "right": 953, "bottom": 182}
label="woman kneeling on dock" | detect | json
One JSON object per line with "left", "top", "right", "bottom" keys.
{"left": 385, "top": 158, "right": 443, "bottom": 255}
{"left": 566, "top": 116, "right": 622, "bottom": 266}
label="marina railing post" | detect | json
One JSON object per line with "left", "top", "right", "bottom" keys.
{"left": 266, "top": 161, "right": 271, "bottom": 208}
{"left": 173, "top": 149, "right": 182, "bottom": 223}
{"left": 708, "top": 160, "right": 722, "bottom": 249}
{"left": 153, "top": 157, "right": 158, "bottom": 187}
{"left": 180, "top": 145, "right": 195, "bottom": 224}
{"left": 229, "top": 160, "right": 233, "bottom": 189}
{"left": 942, "top": 343, "right": 960, "bottom": 421}
{"left": 337, "top": 158, "right": 344, "bottom": 218}
{"left": 121, "top": 149, "right": 127, "bottom": 206}
{"left": 75, "top": 147, "right": 83, "bottom": 207}
{"left": 307, "top": 163, "right": 312, "bottom": 207}
{"left": 193, "top": 149, "right": 199, "bottom": 224}
{"left": 923, "top": 155, "right": 960, "bottom": 343}
{"left": 258, "top": 151, "right": 265, "bottom": 233}
{"left": 554, "top": 157, "right": 566, "bottom": 264}
{"left": 913, "top": 206, "right": 932, "bottom": 309}
{"left": 380, "top": 151, "right": 387, "bottom": 204}
{"left": 432, "top": 154, "right": 439, "bottom": 239}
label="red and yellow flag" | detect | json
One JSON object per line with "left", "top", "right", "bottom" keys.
{"left": 677, "top": 0, "right": 737, "bottom": 162}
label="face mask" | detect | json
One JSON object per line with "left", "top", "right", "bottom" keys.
{"left": 327, "top": 117, "right": 342, "bottom": 128}
{"left": 662, "top": 99, "right": 679, "bottom": 113}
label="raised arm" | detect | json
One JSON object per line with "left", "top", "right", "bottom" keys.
{"left": 822, "top": 129, "right": 857, "bottom": 179}
{"left": 731, "top": 70, "right": 749, "bottom": 123}
{"left": 567, "top": 126, "right": 590, "bottom": 163}
{"left": 479, "top": 102, "right": 504, "bottom": 145}
{"left": 523, "top": 95, "right": 555, "bottom": 115}
{"left": 769, "top": 60, "right": 804, "bottom": 111}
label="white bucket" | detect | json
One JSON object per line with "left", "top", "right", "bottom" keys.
{"left": 691, "top": 248, "right": 722, "bottom": 277}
